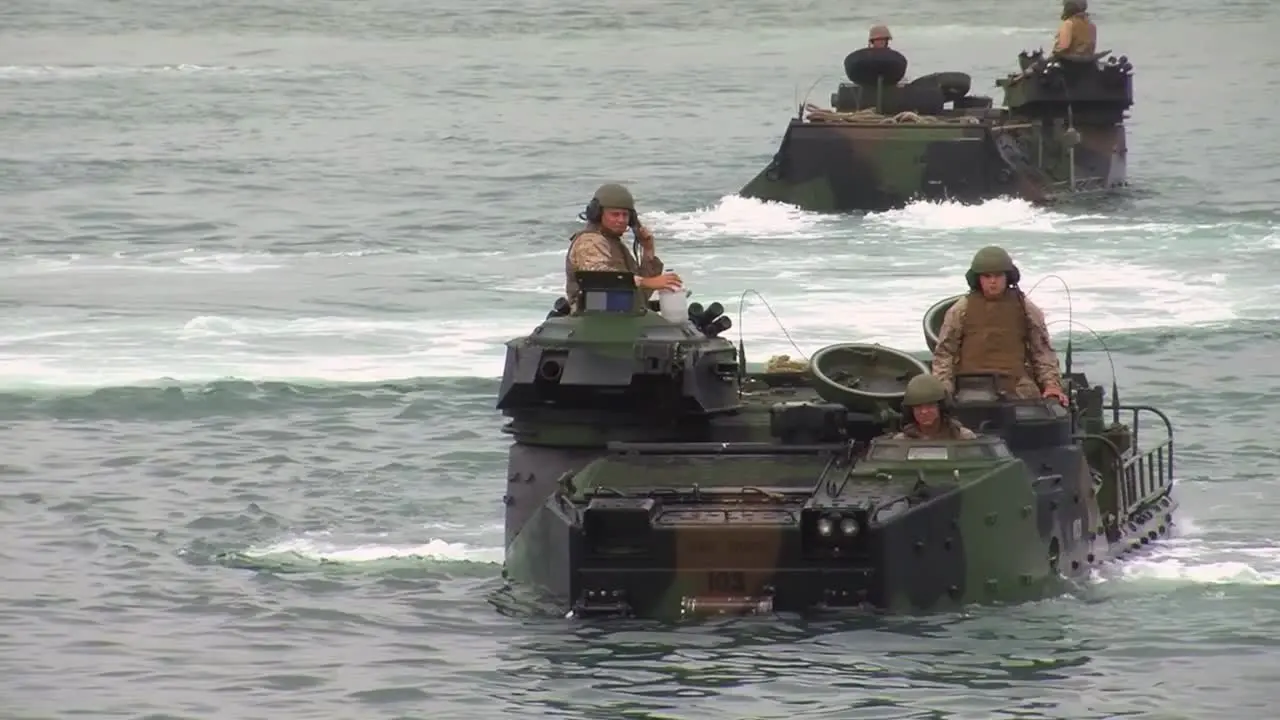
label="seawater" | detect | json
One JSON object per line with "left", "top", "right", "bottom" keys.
{"left": 2, "top": 0, "right": 1279, "bottom": 717}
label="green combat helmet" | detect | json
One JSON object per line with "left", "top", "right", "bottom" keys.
{"left": 969, "top": 245, "right": 1015, "bottom": 274}
{"left": 965, "top": 245, "right": 1022, "bottom": 289}
{"left": 593, "top": 183, "right": 635, "bottom": 211}
{"left": 902, "top": 373, "right": 948, "bottom": 407}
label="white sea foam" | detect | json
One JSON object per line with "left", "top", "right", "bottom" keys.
{"left": 240, "top": 514, "right": 1280, "bottom": 590}
{"left": 0, "top": 196, "right": 1261, "bottom": 389}
{"left": 240, "top": 525, "right": 504, "bottom": 567}
{"left": 1088, "top": 517, "right": 1280, "bottom": 589}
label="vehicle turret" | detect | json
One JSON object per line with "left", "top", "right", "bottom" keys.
{"left": 496, "top": 271, "right": 742, "bottom": 448}
{"left": 830, "top": 47, "right": 993, "bottom": 116}
{"left": 999, "top": 50, "right": 1134, "bottom": 124}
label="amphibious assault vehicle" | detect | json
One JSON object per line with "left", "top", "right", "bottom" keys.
{"left": 738, "top": 45, "right": 1135, "bottom": 212}
{"left": 496, "top": 272, "right": 1176, "bottom": 619}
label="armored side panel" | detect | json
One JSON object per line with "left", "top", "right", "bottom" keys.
{"left": 838, "top": 437, "right": 1066, "bottom": 610}
{"left": 738, "top": 119, "right": 1018, "bottom": 213}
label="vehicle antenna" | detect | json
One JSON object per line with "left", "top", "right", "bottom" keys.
{"left": 736, "top": 289, "right": 808, "bottom": 389}
{"left": 799, "top": 74, "right": 827, "bottom": 117}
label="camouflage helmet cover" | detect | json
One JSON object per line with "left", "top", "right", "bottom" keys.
{"left": 868, "top": 24, "right": 892, "bottom": 41}
{"left": 902, "top": 373, "right": 948, "bottom": 407}
{"left": 592, "top": 183, "right": 636, "bottom": 211}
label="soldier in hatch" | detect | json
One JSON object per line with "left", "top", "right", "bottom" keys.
{"left": 867, "top": 24, "right": 892, "bottom": 49}
{"left": 564, "top": 183, "right": 682, "bottom": 311}
{"left": 891, "top": 374, "right": 977, "bottom": 440}
{"left": 931, "top": 246, "right": 1070, "bottom": 406}
{"left": 1054, "top": 0, "right": 1097, "bottom": 57}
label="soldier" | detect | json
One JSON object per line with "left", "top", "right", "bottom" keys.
{"left": 868, "top": 24, "right": 892, "bottom": 49}
{"left": 891, "top": 374, "right": 977, "bottom": 440}
{"left": 564, "top": 183, "right": 682, "bottom": 311}
{"left": 1054, "top": 0, "right": 1097, "bottom": 57}
{"left": 931, "top": 245, "right": 1070, "bottom": 405}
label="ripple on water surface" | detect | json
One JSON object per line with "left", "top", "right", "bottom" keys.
{"left": 3, "top": 0, "right": 1280, "bottom": 717}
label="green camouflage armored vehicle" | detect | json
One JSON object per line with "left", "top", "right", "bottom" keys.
{"left": 497, "top": 271, "right": 1177, "bottom": 619}
{"left": 738, "top": 46, "right": 1135, "bottom": 212}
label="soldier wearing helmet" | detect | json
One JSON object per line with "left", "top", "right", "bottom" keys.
{"left": 889, "top": 373, "right": 977, "bottom": 440}
{"left": 564, "top": 183, "right": 682, "bottom": 311}
{"left": 867, "top": 24, "right": 892, "bottom": 48}
{"left": 1053, "top": 0, "right": 1096, "bottom": 57}
{"left": 931, "top": 246, "right": 1069, "bottom": 406}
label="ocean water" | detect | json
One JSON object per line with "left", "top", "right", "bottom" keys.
{"left": 2, "top": 0, "right": 1279, "bottom": 717}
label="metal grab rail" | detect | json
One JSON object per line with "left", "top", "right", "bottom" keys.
{"left": 1113, "top": 404, "right": 1175, "bottom": 515}
{"left": 1120, "top": 438, "right": 1174, "bottom": 516}
{"left": 1117, "top": 404, "right": 1174, "bottom": 455}
{"left": 1076, "top": 404, "right": 1175, "bottom": 520}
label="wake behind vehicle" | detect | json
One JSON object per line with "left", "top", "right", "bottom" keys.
{"left": 738, "top": 46, "right": 1135, "bottom": 212}
{"left": 496, "top": 272, "right": 1176, "bottom": 619}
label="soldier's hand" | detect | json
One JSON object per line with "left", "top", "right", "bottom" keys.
{"left": 1042, "top": 386, "right": 1069, "bottom": 406}
{"left": 641, "top": 272, "right": 682, "bottom": 291}
{"left": 635, "top": 224, "right": 655, "bottom": 250}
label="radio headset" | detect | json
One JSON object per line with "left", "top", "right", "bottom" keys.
{"left": 579, "top": 198, "right": 642, "bottom": 259}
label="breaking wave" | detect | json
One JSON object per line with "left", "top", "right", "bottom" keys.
{"left": 3, "top": 195, "right": 1267, "bottom": 391}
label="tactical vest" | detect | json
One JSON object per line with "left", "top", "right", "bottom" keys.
{"left": 957, "top": 292, "right": 1030, "bottom": 388}
{"left": 563, "top": 226, "right": 640, "bottom": 310}
{"left": 1060, "top": 15, "right": 1097, "bottom": 55}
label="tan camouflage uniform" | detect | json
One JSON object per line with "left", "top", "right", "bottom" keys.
{"left": 1054, "top": 1, "right": 1096, "bottom": 56}
{"left": 891, "top": 418, "right": 978, "bottom": 440}
{"left": 563, "top": 226, "right": 664, "bottom": 311}
{"left": 931, "top": 292, "right": 1063, "bottom": 400}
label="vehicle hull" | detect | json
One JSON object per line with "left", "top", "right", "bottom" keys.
{"left": 738, "top": 118, "right": 1128, "bottom": 213}
{"left": 501, "top": 376, "right": 1177, "bottom": 619}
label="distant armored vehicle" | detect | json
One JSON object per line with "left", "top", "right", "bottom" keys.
{"left": 496, "top": 272, "right": 1176, "bottom": 619}
{"left": 738, "top": 46, "right": 1135, "bottom": 212}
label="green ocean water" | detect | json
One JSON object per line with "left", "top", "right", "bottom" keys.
{"left": 2, "top": 0, "right": 1279, "bottom": 717}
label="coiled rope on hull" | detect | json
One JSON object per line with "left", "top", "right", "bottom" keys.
{"left": 765, "top": 354, "right": 810, "bottom": 373}
{"left": 802, "top": 102, "right": 983, "bottom": 125}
